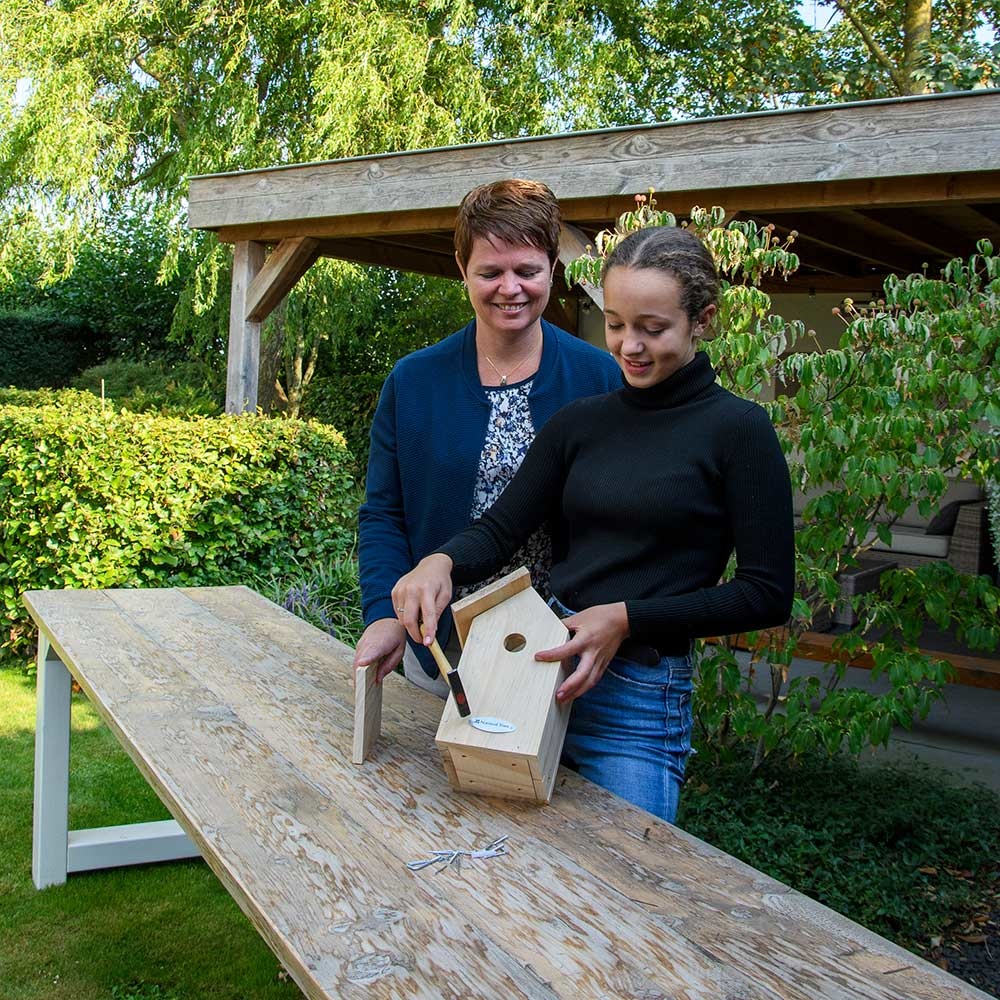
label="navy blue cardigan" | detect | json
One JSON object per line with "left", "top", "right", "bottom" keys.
{"left": 358, "top": 318, "right": 620, "bottom": 674}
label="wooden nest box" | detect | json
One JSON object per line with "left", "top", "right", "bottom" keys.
{"left": 435, "top": 568, "right": 570, "bottom": 803}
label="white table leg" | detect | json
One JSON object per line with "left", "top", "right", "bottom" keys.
{"left": 31, "top": 632, "right": 201, "bottom": 888}
{"left": 33, "top": 635, "right": 71, "bottom": 889}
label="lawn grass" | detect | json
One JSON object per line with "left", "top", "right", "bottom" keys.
{"left": 0, "top": 668, "right": 303, "bottom": 1000}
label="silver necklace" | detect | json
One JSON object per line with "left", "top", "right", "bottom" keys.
{"left": 482, "top": 335, "right": 540, "bottom": 386}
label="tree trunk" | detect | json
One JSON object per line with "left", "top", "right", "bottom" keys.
{"left": 259, "top": 302, "right": 288, "bottom": 416}
{"left": 902, "top": 0, "right": 932, "bottom": 94}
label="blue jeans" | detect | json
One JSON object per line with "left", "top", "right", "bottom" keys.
{"left": 549, "top": 596, "right": 694, "bottom": 823}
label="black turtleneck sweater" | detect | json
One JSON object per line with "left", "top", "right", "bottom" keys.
{"left": 438, "top": 352, "right": 795, "bottom": 651}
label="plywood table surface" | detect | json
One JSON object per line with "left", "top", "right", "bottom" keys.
{"left": 24, "top": 586, "right": 990, "bottom": 1000}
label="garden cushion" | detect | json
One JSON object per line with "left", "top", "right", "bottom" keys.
{"left": 925, "top": 499, "right": 977, "bottom": 536}
{"left": 866, "top": 526, "right": 950, "bottom": 558}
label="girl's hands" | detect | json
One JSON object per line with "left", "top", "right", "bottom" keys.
{"left": 391, "top": 553, "right": 454, "bottom": 646}
{"left": 534, "top": 602, "right": 629, "bottom": 704}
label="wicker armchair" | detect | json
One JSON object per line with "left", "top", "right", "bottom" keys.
{"left": 948, "top": 501, "right": 993, "bottom": 576}
{"left": 863, "top": 500, "right": 994, "bottom": 577}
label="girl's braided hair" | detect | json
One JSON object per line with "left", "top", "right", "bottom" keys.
{"left": 601, "top": 226, "right": 720, "bottom": 323}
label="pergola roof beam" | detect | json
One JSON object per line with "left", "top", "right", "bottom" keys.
{"left": 191, "top": 94, "right": 1000, "bottom": 239}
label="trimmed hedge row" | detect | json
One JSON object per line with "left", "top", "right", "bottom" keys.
{"left": 0, "top": 310, "right": 109, "bottom": 389}
{"left": 0, "top": 396, "right": 355, "bottom": 655}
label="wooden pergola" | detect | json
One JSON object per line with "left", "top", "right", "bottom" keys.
{"left": 187, "top": 90, "right": 1000, "bottom": 414}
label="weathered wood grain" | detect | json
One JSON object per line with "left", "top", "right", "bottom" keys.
{"left": 189, "top": 93, "right": 1000, "bottom": 236}
{"left": 23, "top": 586, "right": 993, "bottom": 1000}
{"left": 245, "top": 237, "right": 320, "bottom": 322}
{"left": 352, "top": 662, "right": 381, "bottom": 764}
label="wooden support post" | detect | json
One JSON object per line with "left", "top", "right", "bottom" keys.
{"left": 226, "top": 240, "right": 266, "bottom": 414}
{"left": 33, "top": 635, "right": 71, "bottom": 889}
{"left": 559, "top": 224, "right": 603, "bottom": 311}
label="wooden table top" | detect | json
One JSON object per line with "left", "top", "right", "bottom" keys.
{"left": 23, "top": 585, "right": 991, "bottom": 1000}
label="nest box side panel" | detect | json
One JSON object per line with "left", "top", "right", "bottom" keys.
{"left": 447, "top": 748, "right": 537, "bottom": 799}
{"left": 436, "top": 587, "right": 568, "bottom": 755}
{"left": 529, "top": 694, "right": 571, "bottom": 802}
{"left": 438, "top": 747, "right": 460, "bottom": 789}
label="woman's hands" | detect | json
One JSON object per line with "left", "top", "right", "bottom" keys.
{"left": 352, "top": 618, "right": 409, "bottom": 684}
{"left": 391, "top": 553, "right": 454, "bottom": 647}
{"left": 534, "top": 602, "right": 629, "bottom": 704}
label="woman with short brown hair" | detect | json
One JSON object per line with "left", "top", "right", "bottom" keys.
{"left": 354, "top": 179, "right": 620, "bottom": 691}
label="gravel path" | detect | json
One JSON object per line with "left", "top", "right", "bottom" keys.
{"left": 928, "top": 904, "right": 999, "bottom": 998}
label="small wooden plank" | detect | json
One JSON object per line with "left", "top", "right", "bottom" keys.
{"left": 352, "top": 662, "right": 382, "bottom": 764}
{"left": 451, "top": 566, "right": 532, "bottom": 647}
{"left": 245, "top": 236, "right": 320, "bottom": 322}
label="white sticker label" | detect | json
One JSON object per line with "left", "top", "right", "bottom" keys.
{"left": 469, "top": 716, "right": 516, "bottom": 734}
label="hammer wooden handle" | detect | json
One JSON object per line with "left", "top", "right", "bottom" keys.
{"left": 428, "top": 638, "right": 471, "bottom": 717}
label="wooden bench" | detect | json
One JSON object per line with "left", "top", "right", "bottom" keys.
{"left": 711, "top": 628, "right": 1000, "bottom": 690}
{"left": 25, "top": 585, "right": 992, "bottom": 1000}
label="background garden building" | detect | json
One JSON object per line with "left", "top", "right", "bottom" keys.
{"left": 187, "top": 89, "right": 1000, "bottom": 409}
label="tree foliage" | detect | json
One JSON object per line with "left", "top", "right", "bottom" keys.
{"left": 816, "top": 0, "right": 1000, "bottom": 97}
{"left": 0, "top": 204, "right": 187, "bottom": 358}
{"left": 1, "top": 0, "right": 996, "bottom": 409}
{"left": 3, "top": 0, "right": 996, "bottom": 256}
{"left": 0, "top": 0, "right": 635, "bottom": 254}
{"left": 297, "top": 262, "right": 470, "bottom": 468}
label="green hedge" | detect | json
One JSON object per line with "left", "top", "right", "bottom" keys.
{"left": 302, "top": 369, "right": 388, "bottom": 478}
{"left": 0, "top": 309, "right": 109, "bottom": 389}
{"left": 71, "top": 357, "right": 224, "bottom": 416}
{"left": 0, "top": 398, "right": 355, "bottom": 656}
{"left": 0, "top": 387, "right": 102, "bottom": 410}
